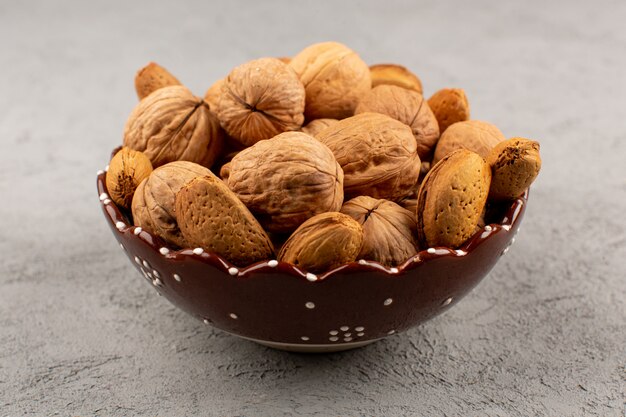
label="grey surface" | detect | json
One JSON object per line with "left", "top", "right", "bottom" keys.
{"left": 0, "top": 0, "right": 624, "bottom": 415}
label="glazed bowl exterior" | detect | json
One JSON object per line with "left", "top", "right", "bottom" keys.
{"left": 97, "top": 168, "right": 526, "bottom": 352}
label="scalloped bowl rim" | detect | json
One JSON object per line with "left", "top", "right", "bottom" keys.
{"left": 97, "top": 167, "right": 526, "bottom": 283}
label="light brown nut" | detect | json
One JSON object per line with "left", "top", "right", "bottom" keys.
{"left": 226, "top": 132, "right": 344, "bottom": 233}
{"left": 301, "top": 119, "right": 339, "bottom": 137}
{"left": 417, "top": 149, "right": 491, "bottom": 248}
{"left": 131, "top": 161, "right": 213, "bottom": 248}
{"left": 134, "top": 62, "right": 181, "bottom": 100}
{"left": 175, "top": 176, "right": 274, "bottom": 266}
{"left": 219, "top": 161, "right": 231, "bottom": 181}
{"left": 316, "top": 112, "right": 421, "bottom": 201}
{"left": 217, "top": 58, "right": 305, "bottom": 147}
{"left": 369, "top": 63, "right": 423, "bottom": 93}
{"left": 432, "top": 120, "right": 505, "bottom": 165}
{"left": 355, "top": 85, "right": 440, "bottom": 159}
{"left": 399, "top": 197, "right": 418, "bottom": 214}
{"left": 289, "top": 42, "right": 371, "bottom": 120}
{"left": 341, "top": 196, "right": 418, "bottom": 266}
{"left": 278, "top": 212, "right": 363, "bottom": 273}
{"left": 106, "top": 147, "right": 153, "bottom": 209}
{"left": 124, "top": 86, "right": 224, "bottom": 169}
{"left": 203, "top": 78, "right": 224, "bottom": 112}
{"left": 486, "top": 137, "right": 541, "bottom": 201}
{"left": 427, "top": 88, "right": 470, "bottom": 133}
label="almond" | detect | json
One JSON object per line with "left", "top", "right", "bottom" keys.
{"left": 487, "top": 137, "right": 541, "bottom": 201}
{"left": 369, "top": 64, "right": 423, "bottom": 93}
{"left": 417, "top": 149, "right": 491, "bottom": 248}
{"left": 175, "top": 176, "right": 274, "bottom": 266}
{"left": 134, "top": 62, "right": 181, "bottom": 100}
{"left": 427, "top": 88, "right": 470, "bottom": 134}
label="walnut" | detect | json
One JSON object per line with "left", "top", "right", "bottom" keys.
{"left": 433, "top": 120, "right": 505, "bottom": 165}
{"left": 225, "top": 132, "right": 343, "bottom": 233}
{"left": 106, "top": 147, "right": 153, "bottom": 209}
{"left": 340, "top": 196, "right": 418, "bottom": 266}
{"left": 289, "top": 42, "right": 371, "bottom": 120}
{"left": 175, "top": 176, "right": 274, "bottom": 265}
{"left": 301, "top": 118, "right": 339, "bottom": 137}
{"left": 417, "top": 150, "right": 491, "bottom": 248}
{"left": 203, "top": 78, "right": 224, "bottom": 112}
{"left": 369, "top": 63, "right": 422, "bottom": 93}
{"left": 124, "top": 86, "right": 224, "bottom": 169}
{"left": 131, "top": 161, "right": 213, "bottom": 248}
{"left": 134, "top": 62, "right": 181, "bottom": 100}
{"left": 217, "top": 58, "right": 305, "bottom": 147}
{"left": 278, "top": 212, "right": 363, "bottom": 273}
{"left": 316, "top": 112, "right": 421, "bottom": 201}
{"left": 427, "top": 88, "right": 470, "bottom": 133}
{"left": 355, "top": 85, "right": 440, "bottom": 160}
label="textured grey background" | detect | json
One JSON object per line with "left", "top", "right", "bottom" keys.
{"left": 0, "top": 0, "right": 624, "bottom": 416}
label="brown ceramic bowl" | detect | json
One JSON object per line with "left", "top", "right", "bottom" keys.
{"left": 97, "top": 166, "right": 526, "bottom": 352}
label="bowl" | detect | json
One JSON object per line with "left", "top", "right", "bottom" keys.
{"left": 96, "top": 166, "right": 526, "bottom": 352}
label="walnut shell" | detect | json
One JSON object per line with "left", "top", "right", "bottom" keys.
{"left": 124, "top": 86, "right": 224, "bottom": 169}
{"left": 301, "top": 119, "right": 339, "bottom": 137}
{"left": 217, "top": 58, "right": 305, "bottom": 147}
{"left": 486, "top": 137, "right": 541, "bottom": 201}
{"left": 134, "top": 62, "right": 181, "bottom": 100}
{"left": 226, "top": 132, "right": 344, "bottom": 233}
{"left": 340, "top": 196, "right": 418, "bottom": 266}
{"left": 355, "top": 85, "right": 440, "bottom": 160}
{"left": 106, "top": 147, "right": 153, "bottom": 209}
{"left": 131, "top": 161, "right": 213, "bottom": 248}
{"left": 278, "top": 212, "right": 363, "bottom": 273}
{"left": 289, "top": 42, "right": 371, "bottom": 120}
{"left": 175, "top": 176, "right": 274, "bottom": 265}
{"left": 369, "top": 63, "right": 423, "bottom": 93}
{"left": 427, "top": 88, "right": 470, "bottom": 133}
{"left": 316, "top": 112, "right": 421, "bottom": 201}
{"left": 417, "top": 149, "right": 491, "bottom": 248}
{"left": 433, "top": 120, "right": 505, "bottom": 165}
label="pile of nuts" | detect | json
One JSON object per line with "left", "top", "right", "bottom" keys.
{"left": 106, "top": 41, "right": 541, "bottom": 272}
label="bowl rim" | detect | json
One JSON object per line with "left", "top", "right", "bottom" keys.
{"left": 97, "top": 167, "right": 526, "bottom": 283}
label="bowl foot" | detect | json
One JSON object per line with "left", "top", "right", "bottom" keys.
{"left": 246, "top": 337, "right": 380, "bottom": 353}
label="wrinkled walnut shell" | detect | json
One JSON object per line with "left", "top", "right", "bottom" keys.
{"left": 278, "top": 212, "right": 363, "bottom": 273}
{"left": 131, "top": 161, "right": 213, "bottom": 248}
{"left": 301, "top": 119, "right": 339, "bottom": 137}
{"left": 355, "top": 85, "right": 440, "bottom": 159}
{"left": 134, "top": 62, "right": 181, "bottom": 100}
{"left": 203, "top": 78, "right": 224, "bottom": 112}
{"left": 427, "top": 88, "right": 470, "bottom": 134}
{"left": 341, "top": 196, "right": 418, "bottom": 266}
{"left": 486, "top": 137, "right": 541, "bottom": 201}
{"left": 124, "top": 85, "right": 224, "bottom": 169}
{"left": 417, "top": 149, "right": 491, "bottom": 248}
{"left": 175, "top": 176, "right": 274, "bottom": 266}
{"left": 316, "top": 112, "right": 421, "bottom": 201}
{"left": 106, "top": 147, "right": 153, "bottom": 209}
{"left": 289, "top": 42, "right": 371, "bottom": 120}
{"left": 217, "top": 58, "right": 305, "bottom": 147}
{"left": 226, "top": 132, "right": 344, "bottom": 233}
{"left": 433, "top": 120, "right": 505, "bottom": 165}
{"left": 369, "top": 63, "right": 423, "bottom": 93}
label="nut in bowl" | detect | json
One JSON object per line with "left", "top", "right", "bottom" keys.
{"left": 98, "top": 42, "right": 540, "bottom": 352}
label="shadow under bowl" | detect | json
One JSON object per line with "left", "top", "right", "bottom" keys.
{"left": 97, "top": 169, "right": 526, "bottom": 352}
